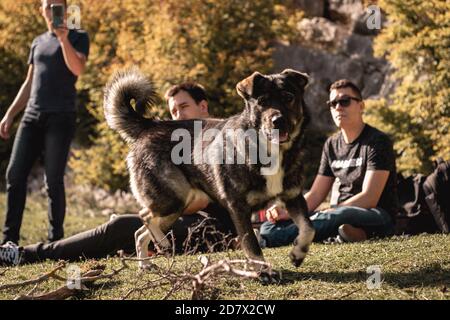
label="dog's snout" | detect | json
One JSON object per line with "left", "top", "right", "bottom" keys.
{"left": 272, "top": 115, "right": 286, "bottom": 130}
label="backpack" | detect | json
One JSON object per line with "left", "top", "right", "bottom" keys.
{"left": 423, "top": 158, "right": 450, "bottom": 232}
{"left": 395, "top": 159, "right": 450, "bottom": 235}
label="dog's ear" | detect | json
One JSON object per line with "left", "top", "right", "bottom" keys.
{"left": 281, "top": 69, "right": 309, "bottom": 90}
{"left": 236, "top": 72, "right": 265, "bottom": 100}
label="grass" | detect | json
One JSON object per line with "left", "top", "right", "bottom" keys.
{"left": 0, "top": 192, "right": 449, "bottom": 300}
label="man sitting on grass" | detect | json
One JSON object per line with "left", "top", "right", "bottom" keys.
{"left": 259, "top": 79, "right": 398, "bottom": 247}
{"left": 0, "top": 83, "right": 236, "bottom": 266}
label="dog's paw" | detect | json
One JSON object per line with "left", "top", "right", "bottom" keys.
{"left": 289, "top": 249, "right": 307, "bottom": 268}
{"left": 258, "top": 270, "right": 282, "bottom": 285}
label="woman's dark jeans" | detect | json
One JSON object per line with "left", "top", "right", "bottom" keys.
{"left": 2, "top": 111, "right": 76, "bottom": 244}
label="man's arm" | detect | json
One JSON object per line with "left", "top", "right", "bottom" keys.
{"left": 304, "top": 174, "right": 335, "bottom": 212}
{"left": 54, "top": 27, "right": 87, "bottom": 76}
{"left": 335, "top": 170, "right": 389, "bottom": 209}
{"left": 0, "top": 64, "right": 34, "bottom": 140}
{"left": 266, "top": 174, "right": 334, "bottom": 222}
{"left": 60, "top": 37, "right": 87, "bottom": 76}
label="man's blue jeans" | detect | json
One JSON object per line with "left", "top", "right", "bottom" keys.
{"left": 260, "top": 206, "right": 395, "bottom": 248}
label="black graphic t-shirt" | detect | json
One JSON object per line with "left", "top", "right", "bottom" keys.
{"left": 318, "top": 124, "right": 398, "bottom": 217}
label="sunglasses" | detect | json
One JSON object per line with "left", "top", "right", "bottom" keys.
{"left": 327, "top": 96, "right": 361, "bottom": 108}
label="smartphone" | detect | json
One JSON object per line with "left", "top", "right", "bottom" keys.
{"left": 51, "top": 4, "right": 65, "bottom": 29}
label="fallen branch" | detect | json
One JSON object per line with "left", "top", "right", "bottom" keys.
{"left": 0, "top": 260, "right": 129, "bottom": 300}
{"left": 122, "top": 254, "right": 273, "bottom": 300}
{"left": 0, "top": 262, "right": 66, "bottom": 291}
{"left": 17, "top": 260, "right": 130, "bottom": 300}
{"left": 190, "top": 258, "right": 271, "bottom": 300}
{"left": 15, "top": 283, "right": 87, "bottom": 300}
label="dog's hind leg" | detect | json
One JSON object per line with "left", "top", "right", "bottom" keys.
{"left": 135, "top": 216, "right": 179, "bottom": 270}
{"left": 285, "top": 196, "right": 315, "bottom": 267}
{"left": 144, "top": 215, "right": 178, "bottom": 251}
{"left": 139, "top": 210, "right": 182, "bottom": 255}
{"left": 135, "top": 225, "right": 152, "bottom": 269}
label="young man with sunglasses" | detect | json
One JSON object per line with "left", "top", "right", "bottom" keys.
{"left": 258, "top": 79, "right": 398, "bottom": 247}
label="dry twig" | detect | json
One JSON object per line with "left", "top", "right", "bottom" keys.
{"left": 122, "top": 253, "right": 273, "bottom": 300}
{"left": 0, "top": 260, "right": 129, "bottom": 300}
{"left": 0, "top": 262, "right": 66, "bottom": 291}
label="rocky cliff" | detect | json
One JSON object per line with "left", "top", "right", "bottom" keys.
{"left": 274, "top": 0, "right": 393, "bottom": 132}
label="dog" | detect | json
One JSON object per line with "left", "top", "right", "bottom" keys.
{"left": 103, "top": 68, "right": 315, "bottom": 272}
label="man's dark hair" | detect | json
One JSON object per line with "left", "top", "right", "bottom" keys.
{"left": 41, "top": 0, "right": 68, "bottom": 8}
{"left": 164, "top": 83, "right": 208, "bottom": 104}
{"left": 329, "top": 79, "right": 363, "bottom": 100}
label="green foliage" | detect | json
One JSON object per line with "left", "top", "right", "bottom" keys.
{"left": 68, "top": 1, "right": 137, "bottom": 191}
{"left": 0, "top": 0, "right": 44, "bottom": 182}
{"left": 367, "top": 0, "right": 450, "bottom": 174}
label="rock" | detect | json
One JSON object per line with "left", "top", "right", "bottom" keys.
{"left": 298, "top": 17, "right": 337, "bottom": 43}
{"left": 297, "top": 17, "right": 346, "bottom": 51}
{"left": 273, "top": 43, "right": 389, "bottom": 132}
{"left": 353, "top": 6, "right": 387, "bottom": 35}
{"left": 362, "top": 70, "right": 384, "bottom": 98}
{"left": 293, "top": 0, "right": 324, "bottom": 17}
{"left": 374, "top": 67, "right": 400, "bottom": 101}
{"left": 273, "top": 0, "right": 394, "bottom": 133}
{"left": 344, "top": 33, "right": 374, "bottom": 57}
{"left": 327, "top": 0, "right": 365, "bottom": 24}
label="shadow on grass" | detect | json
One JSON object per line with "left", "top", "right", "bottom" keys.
{"left": 278, "top": 263, "right": 450, "bottom": 288}
{"left": 78, "top": 280, "right": 123, "bottom": 299}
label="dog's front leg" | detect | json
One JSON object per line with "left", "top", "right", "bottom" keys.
{"left": 285, "top": 196, "right": 315, "bottom": 267}
{"left": 227, "top": 205, "right": 264, "bottom": 261}
{"left": 228, "top": 204, "right": 281, "bottom": 284}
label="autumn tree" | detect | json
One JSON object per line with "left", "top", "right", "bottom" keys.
{"left": 365, "top": 0, "right": 449, "bottom": 174}
{"left": 0, "top": 0, "right": 45, "bottom": 179}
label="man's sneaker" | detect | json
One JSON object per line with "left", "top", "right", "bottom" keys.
{"left": 0, "top": 241, "right": 21, "bottom": 266}
{"left": 323, "top": 235, "right": 345, "bottom": 245}
{"left": 338, "top": 224, "right": 367, "bottom": 243}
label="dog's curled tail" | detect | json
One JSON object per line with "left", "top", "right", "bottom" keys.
{"left": 103, "top": 67, "right": 157, "bottom": 143}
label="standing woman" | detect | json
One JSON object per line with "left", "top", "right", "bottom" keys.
{"left": 0, "top": 0, "right": 89, "bottom": 244}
